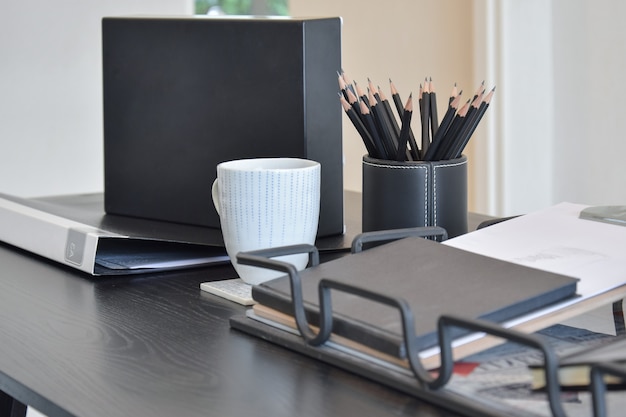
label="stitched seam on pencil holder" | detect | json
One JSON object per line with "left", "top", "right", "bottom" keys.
{"left": 432, "top": 160, "right": 467, "bottom": 226}
{"left": 362, "top": 161, "right": 430, "bottom": 170}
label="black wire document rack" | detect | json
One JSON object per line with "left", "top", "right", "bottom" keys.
{"left": 229, "top": 228, "right": 626, "bottom": 417}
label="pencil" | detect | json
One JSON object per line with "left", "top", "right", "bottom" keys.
{"left": 449, "top": 86, "right": 495, "bottom": 159}
{"left": 368, "top": 78, "right": 379, "bottom": 102}
{"left": 429, "top": 78, "right": 439, "bottom": 139}
{"left": 369, "top": 89, "right": 397, "bottom": 159}
{"left": 355, "top": 81, "right": 369, "bottom": 107}
{"left": 377, "top": 86, "right": 400, "bottom": 139}
{"left": 338, "top": 71, "right": 350, "bottom": 101}
{"left": 443, "top": 92, "right": 483, "bottom": 160}
{"left": 340, "top": 95, "right": 379, "bottom": 158}
{"left": 378, "top": 86, "right": 413, "bottom": 161}
{"left": 341, "top": 70, "right": 357, "bottom": 97}
{"left": 432, "top": 99, "right": 470, "bottom": 160}
{"left": 390, "top": 79, "right": 420, "bottom": 160}
{"left": 423, "top": 93, "right": 462, "bottom": 161}
{"left": 359, "top": 100, "right": 388, "bottom": 160}
{"left": 449, "top": 83, "right": 458, "bottom": 107}
{"left": 396, "top": 94, "right": 413, "bottom": 161}
{"left": 471, "top": 80, "right": 485, "bottom": 103}
{"left": 345, "top": 88, "right": 362, "bottom": 122}
{"left": 420, "top": 78, "right": 431, "bottom": 155}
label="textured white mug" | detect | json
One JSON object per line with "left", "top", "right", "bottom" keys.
{"left": 212, "top": 158, "right": 321, "bottom": 285}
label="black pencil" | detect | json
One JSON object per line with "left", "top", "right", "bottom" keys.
{"left": 471, "top": 80, "right": 485, "bottom": 103}
{"left": 368, "top": 78, "right": 379, "bottom": 102}
{"left": 420, "top": 79, "right": 431, "bottom": 155}
{"left": 448, "top": 83, "right": 458, "bottom": 107}
{"left": 340, "top": 95, "right": 379, "bottom": 158}
{"left": 423, "top": 93, "right": 462, "bottom": 161}
{"left": 396, "top": 94, "right": 413, "bottom": 161}
{"left": 355, "top": 81, "right": 369, "bottom": 107}
{"left": 377, "top": 86, "right": 400, "bottom": 139}
{"left": 390, "top": 79, "right": 420, "bottom": 160}
{"left": 429, "top": 78, "right": 439, "bottom": 139}
{"left": 369, "top": 89, "right": 397, "bottom": 159}
{"left": 345, "top": 88, "right": 363, "bottom": 122}
{"left": 432, "top": 99, "right": 470, "bottom": 160}
{"left": 359, "top": 100, "right": 388, "bottom": 160}
{"left": 443, "top": 92, "right": 482, "bottom": 160}
{"left": 449, "top": 86, "right": 495, "bottom": 159}
{"left": 341, "top": 70, "right": 357, "bottom": 97}
{"left": 338, "top": 71, "right": 350, "bottom": 101}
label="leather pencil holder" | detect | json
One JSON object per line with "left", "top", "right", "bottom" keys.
{"left": 362, "top": 155, "right": 468, "bottom": 238}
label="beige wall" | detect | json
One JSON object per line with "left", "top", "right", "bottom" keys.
{"left": 290, "top": 0, "right": 477, "bottom": 201}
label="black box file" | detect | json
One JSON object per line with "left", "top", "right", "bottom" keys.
{"left": 102, "top": 16, "right": 343, "bottom": 236}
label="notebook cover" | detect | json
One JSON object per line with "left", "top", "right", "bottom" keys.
{"left": 251, "top": 237, "right": 579, "bottom": 358}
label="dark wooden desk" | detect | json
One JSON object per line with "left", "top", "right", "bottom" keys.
{"left": 0, "top": 192, "right": 488, "bottom": 417}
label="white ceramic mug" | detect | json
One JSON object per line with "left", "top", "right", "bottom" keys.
{"left": 212, "top": 158, "right": 321, "bottom": 285}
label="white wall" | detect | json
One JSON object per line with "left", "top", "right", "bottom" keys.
{"left": 474, "top": 0, "right": 626, "bottom": 216}
{"left": 0, "top": 1, "right": 192, "bottom": 198}
{"left": 551, "top": 1, "right": 626, "bottom": 208}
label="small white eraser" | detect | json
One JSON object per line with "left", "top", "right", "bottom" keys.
{"left": 200, "top": 278, "right": 255, "bottom": 306}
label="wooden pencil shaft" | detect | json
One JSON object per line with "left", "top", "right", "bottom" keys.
{"left": 428, "top": 79, "right": 439, "bottom": 138}
{"left": 381, "top": 99, "right": 401, "bottom": 138}
{"left": 450, "top": 103, "right": 490, "bottom": 159}
{"left": 396, "top": 100, "right": 413, "bottom": 161}
{"left": 370, "top": 102, "right": 397, "bottom": 159}
{"left": 346, "top": 106, "right": 379, "bottom": 158}
{"left": 361, "top": 104, "right": 388, "bottom": 160}
{"left": 433, "top": 113, "right": 466, "bottom": 161}
{"left": 395, "top": 94, "right": 419, "bottom": 160}
{"left": 429, "top": 92, "right": 439, "bottom": 138}
{"left": 423, "top": 103, "right": 458, "bottom": 161}
{"left": 443, "top": 102, "right": 480, "bottom": 160}
{"left": 420, "top": 92, "right": 431, "bottom": 154}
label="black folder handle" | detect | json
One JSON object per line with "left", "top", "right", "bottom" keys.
{"left": 236, "top": 243, "right": 320, "bottom": 269}
{"left": 591, "top": 362, "right": 626, "bottom": 417}
{"left": 436, "top": 315, "right": 567, "bottom": 417}
{"left": 237, "top": 244, "right": 322, "bottom": 343}
{"left": 351, "top": 226, "right": 448, "bottom": 253}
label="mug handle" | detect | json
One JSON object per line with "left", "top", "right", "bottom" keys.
{"left": 211, "top": 179, "right": 221, "bottom": 216}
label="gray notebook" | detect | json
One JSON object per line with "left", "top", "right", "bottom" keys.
{"left": 251, "top": 237, "right": 579, "bottom": 358}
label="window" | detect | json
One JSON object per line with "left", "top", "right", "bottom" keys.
{"left": 195, "top": 0, "right": 288, "bottom": 16}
